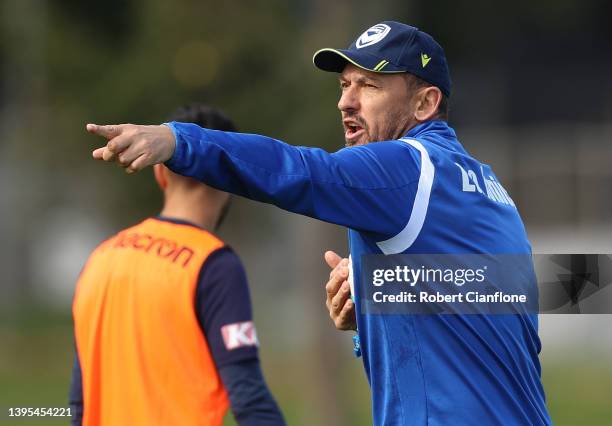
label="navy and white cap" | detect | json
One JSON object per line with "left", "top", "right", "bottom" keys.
{"left": 313, "top": 21, "right": 451, "bottom": 97}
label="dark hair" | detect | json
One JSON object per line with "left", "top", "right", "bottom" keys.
{"left": 404, "top": 74, "right": 449, "bottom": 121}
{"left": 167, "top": 103, "right": 236, "bottom": 230}
{"left": 169, "top": 103, "right": 237, "bottom": 132}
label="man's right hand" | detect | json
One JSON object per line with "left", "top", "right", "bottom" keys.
{"left": 324, "top": 251, "right": 357, "bottom": 331}
{"left": 87, "top": 123, "right": 176, "bottom": 174}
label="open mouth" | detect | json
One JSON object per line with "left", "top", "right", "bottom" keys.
{"left": 344, "top": 121, "right": 366, "bottom": 145}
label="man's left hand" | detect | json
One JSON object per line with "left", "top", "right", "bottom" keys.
{"left": 324, "top": 251, "right": 357, "bottom": 331}
{"left": 87, "top": 123, "right": 176, "bottom": 174}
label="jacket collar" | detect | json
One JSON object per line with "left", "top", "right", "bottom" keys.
{"left": 403, "top": 120, "right": 466, "bottom": 154}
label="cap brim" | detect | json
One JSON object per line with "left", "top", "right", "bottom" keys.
{"left": 313, "top": 48, "right": 404, "bottom": 74}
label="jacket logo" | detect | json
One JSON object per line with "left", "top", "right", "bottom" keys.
{"left": 221, "top": 321, "right": 259, "bottom": 350}
{"left": 356, "top": 24, "right": 391, "bottom": 49}
{"left": 455, "top": 163, "right": 516, "bottom": 207}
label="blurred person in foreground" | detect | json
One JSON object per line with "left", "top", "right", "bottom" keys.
{"left": 86, "top": 22, "right": 551, "bottom": 426}
{"left": 70, "top": 104, "right": 285, "bottom": 426}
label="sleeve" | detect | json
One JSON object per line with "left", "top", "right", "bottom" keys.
{"left": 218, "top": 360, "right": 286, "bottom": 426}
{"left": 196, "top": 248, "right": 285, "bottom": 425}
{"left": 165, "top": 122, "right": 422, "bottom": 238}
{"left": 196, "top": 247, "right": 258, "bottom": 368}
{"left": 68, "top": 350, "right": 83, "bottom": 426}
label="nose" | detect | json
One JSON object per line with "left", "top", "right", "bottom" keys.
{"left": 338, "top": 85, "right": 359, "bottom": 113}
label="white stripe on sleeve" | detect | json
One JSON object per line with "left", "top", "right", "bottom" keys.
{"left": 376, "top": 139, "right": 435, "bottom": 255}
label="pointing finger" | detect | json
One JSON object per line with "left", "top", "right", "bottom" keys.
{"left": 86, "top": 123, "right": 122, "bottom": 140}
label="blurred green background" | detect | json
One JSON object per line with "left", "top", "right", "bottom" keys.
{"left": 1, "top": 0, "right": 611, "bottom": 425}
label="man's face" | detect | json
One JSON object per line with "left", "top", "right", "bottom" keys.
{"left": 338, "top": 64, "right": 415, "bottom": 147}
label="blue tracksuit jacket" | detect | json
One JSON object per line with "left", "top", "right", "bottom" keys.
{"left": 165, "top": 120, "right": 551, "bottom": 426}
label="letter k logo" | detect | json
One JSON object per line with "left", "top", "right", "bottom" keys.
{"left": 221, "top": 321, "right": 259, "bottom": 350}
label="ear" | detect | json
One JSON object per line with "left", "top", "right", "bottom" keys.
{"left": 414, "top": 87, "right": 442, "bottom": 122}
{"left": 153, "top": 164, "right": 168, "bottom": 190}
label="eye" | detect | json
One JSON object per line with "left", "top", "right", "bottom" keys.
{"left": 365, "top": 83, "right": 378, "bottom": 89}
{"left": 339, "top": 81, "right": 349, "bottom": 90}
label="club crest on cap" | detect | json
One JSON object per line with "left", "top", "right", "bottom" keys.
{"left": 356, "top": 24, "right": 391, "bottom": 49}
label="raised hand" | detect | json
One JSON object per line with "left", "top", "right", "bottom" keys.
{"left": 87, "top": 123, "right": 176, "bottom": 174}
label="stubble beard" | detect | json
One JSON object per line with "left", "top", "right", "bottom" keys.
{"left": 343, "top": 107, "right": 414, "bottom": 147}
{"left": 367, "top": 109, "right": 414, "bottom": 145}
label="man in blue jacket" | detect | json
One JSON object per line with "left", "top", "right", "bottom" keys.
{"left": 87, "top": 21, "right": 551, "bottom": 426}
